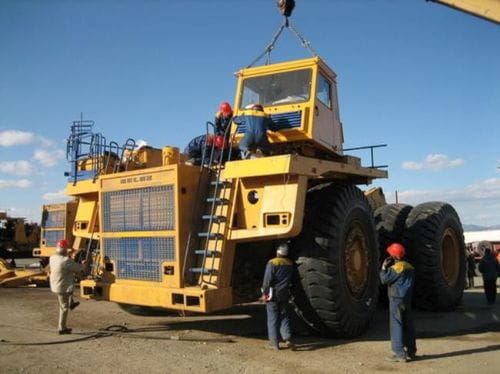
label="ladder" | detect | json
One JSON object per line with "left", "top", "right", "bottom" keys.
{"left": 185, "top": 123, "right": 236, "bottom": 288}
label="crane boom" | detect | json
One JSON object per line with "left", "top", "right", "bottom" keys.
{"left": 428, "top": 0, "right": 500, "bottom": 24}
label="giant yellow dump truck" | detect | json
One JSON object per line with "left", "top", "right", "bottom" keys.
{"left": 63, "top": 56, "right": 465, "bottom": 337}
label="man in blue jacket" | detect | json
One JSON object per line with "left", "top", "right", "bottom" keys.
{"left": 262, "top": 243, "right": 294, "bottom": 350}
{"left": 380, "top": 243, "right": 417, "bottom": 362}
{"left": 236, "top": 103, "right": 275, "bottom": 159}
{"left": 184, "top": 102, "right": 233, "bottom": 165}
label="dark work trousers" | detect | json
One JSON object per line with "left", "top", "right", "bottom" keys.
{"left": 468, "top": 275, "right": 474, "bottom": 288}
{"left": 389, "top": 297, "right": 416, "bottom": 358}
{"left": 266, "top": 300, "right": 292, "bottom": 347}
{"left": 239, "top": 126, "right": 270, "bottom": 154}
{"left": 483, "top": 278, "right": 497, "bottom": 304}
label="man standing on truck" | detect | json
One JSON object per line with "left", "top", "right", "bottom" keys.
{"left": 478, "top": 247, "right": 499, "bottom": 305}
{"left": 380, "top": 243, "right": 417, "bottom": 362}
{"left": 49, "top": 239, "right": 86, "bottom": 334}
{"left": 184, "top": 102, "right": 233, "bottom": 165}
{"left": 261, "top": 243, "right": 294, "bottom": 351}
{"left": 236, "top": 103, "right": 275, "bottom": 159}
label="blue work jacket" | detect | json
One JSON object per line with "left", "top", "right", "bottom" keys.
{"left": 262, "top": 256, "right": 294, "bottom": 302}
{"left": 380, "top": 260, "right": 415, "bottom": 301}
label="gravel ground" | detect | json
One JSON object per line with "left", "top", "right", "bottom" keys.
{"left": 0, "top": 277, "right": 498, "bottom": 374}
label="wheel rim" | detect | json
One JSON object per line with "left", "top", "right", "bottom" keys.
{"left": 344, "top": 222, "right": 370, "bottom": 299}
{"left": 441, "top": 228, "right": 460, "bottom": 286}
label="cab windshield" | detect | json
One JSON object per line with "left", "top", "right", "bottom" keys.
{"left": 240, "top": 69, "right": 312, "bottom": 109}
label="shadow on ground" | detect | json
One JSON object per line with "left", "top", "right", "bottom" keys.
{"left": 140, "top": 289, "right": 499, "bottom": 353}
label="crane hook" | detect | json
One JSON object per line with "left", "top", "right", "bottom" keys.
{"left": 276, "top": 0, "right": 295, "bottom": 18}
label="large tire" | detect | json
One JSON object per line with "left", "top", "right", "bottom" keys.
{"left": 290, "top": 184, "right": 379, "bottom": 338}
{"left": 374, "top": 203, "right": 413, "bottom": 262}
{"left": 404, "top": 202, "right": 466, "bottom": 311}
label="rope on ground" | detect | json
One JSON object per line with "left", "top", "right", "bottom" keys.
{"left": 0, "top": 324, "right": 235, "bottom": 346}
{"left": 0, "top": 332, "right": 108, "bottom": 346}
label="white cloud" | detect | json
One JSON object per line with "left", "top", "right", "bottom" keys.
{"left": 388, "top": 178, "right": 500, "bottom": 226}
{"left": 0, "top": 160, "right": 33, "bottom": 176}
{"left": 42, "top": 190, "right": 69, "bottom": 202}
{"left": 0, "top": 179, "right": 32, "bottom": 189}
{"left": 0, "top": 130, "right": 35, "bottom": 147}
{"left": 5, "top": 207, "right": 40, "bottom": 223}
{"left": 33, "top": 149, "right": 65, "bottom": 167}
{"left": 402, "top": 154, "right": 464, "bottom": 171}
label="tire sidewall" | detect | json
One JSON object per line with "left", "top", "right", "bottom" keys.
{"left": 333, "top": 202, "right": 379, "bottom": 318}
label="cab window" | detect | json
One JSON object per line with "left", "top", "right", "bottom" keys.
{"left": 317, "top": 73, "right": 331, "bottom": 109}
{"left": 240, "top": 69, "right": 312, "bottom": 109}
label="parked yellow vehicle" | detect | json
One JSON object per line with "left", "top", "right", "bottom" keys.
{"left": 57, "top": 53, "right": 467, "bottom": 337}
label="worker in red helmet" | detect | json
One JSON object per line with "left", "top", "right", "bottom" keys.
{"left": 215, "top": 102, "right": 233, "bottom": 136}
{"left": 380, "top": 243, "right": 417, "bottom": 363}
{"left": 184, "top": 102, "right": 234, "bottom": 165}
{"left": 213, "top": 102, "right": 234, "bottom": 157}
{"left": 49, "top": 239, "right": 87, "bottom": 334}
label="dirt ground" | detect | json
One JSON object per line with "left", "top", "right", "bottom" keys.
{"left": 0, "top": 276, "right": 499, "bottom": 374}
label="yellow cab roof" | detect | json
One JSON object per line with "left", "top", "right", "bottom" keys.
{"left": 237, "top": 56, "right": 337, "bottom": 81}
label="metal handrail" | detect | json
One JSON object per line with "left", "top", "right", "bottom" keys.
{"left": 343, "top": 143, "right": 388, "bottom": 169}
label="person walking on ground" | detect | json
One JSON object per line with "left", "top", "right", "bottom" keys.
{"left": 478, "top": 247, "right": 499, "bottom": 305}
{"left": 380, "top": 243, "right": 417, "bottom": 363}
{"left": 466, "top": 250, "right": 476, "bottom": 289}
{"left": 49, "top": 239, "right": 86, "bottom": 334}
{"left": 261, "top": 243, "right": 295, "bottom": 351}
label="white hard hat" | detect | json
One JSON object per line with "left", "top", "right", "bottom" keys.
{"left": 276, "top": 243, "right": 289, "bottom": 257}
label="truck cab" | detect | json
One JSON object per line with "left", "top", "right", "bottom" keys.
{"left": 233, "top": 56, "right": 343, "bottom": 154}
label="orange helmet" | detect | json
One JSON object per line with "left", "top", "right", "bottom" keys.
{"left": 387, "top": 243, "right": 405, "bottom": 259}
{"left": 57, "top": 239, "right": 69, "bottom": 248}
{"left": 214, "top": 135, "right": 226, "bottom": 150}
{"left": 219, "top": 102, "right": 233, "bottom": 116}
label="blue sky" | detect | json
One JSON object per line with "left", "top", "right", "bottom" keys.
{"left": 1, "top": 0, "right": 499, "bottom": 225}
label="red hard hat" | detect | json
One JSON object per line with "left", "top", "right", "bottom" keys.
{"left": 219, "top": 102, "right": 233, "bottom": 115}
{"left": 57, "top": 239, "right": 69, "bottom": 248}
{"left": 387, "top": 243, "right": 405, "bottom": 258}
{"left": 214, "top": 135, "right": 226, "bottom": 150}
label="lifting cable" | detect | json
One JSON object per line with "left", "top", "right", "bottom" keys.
{"left": 246, "top": 17, "right": 317, "bottom": 68}
{"left": 0, "top": 323, "right": 234, "bottom": 346}
{"left": 247, "top": 0, "right": 316, "bottom": 68}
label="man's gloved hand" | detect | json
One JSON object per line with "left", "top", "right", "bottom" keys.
{"left": 382, "top": 257, "right": 394, "bottom": 271}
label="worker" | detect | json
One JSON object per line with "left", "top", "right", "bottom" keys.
{"left": 49, "top": 239, "right": 86, "bottom": 334}
{"left": 214, "top": 101, "right": 233, "bottom": 138}
{"left": 380, "top": 243, "right": 417, "bottom": 363}
{"left": 478, "top": 247, "right": 499, "bottom": 305}
{"left": 466, "top": 249, "right": 476, "bottom": 289}
{"left": 184, "top": 102, "right": 233, "bottom": 165}
{"left": 236, "top": 103, "right": 275, "bottom": 159}
{"left": 184, "top": 134, "right": 213, "bottom": 165}
{"left": 261, "top": 243, "right": 295, "bottom": 351}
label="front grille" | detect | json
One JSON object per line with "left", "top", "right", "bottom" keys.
{"left": 43, "top": 210, "right": 65, "bottom": 228}
{"left": 102, "top": 185, "right": 175, "bottom": 232}
{"left": 43, "top": 230, "right": 65, "bottom": 247}
{"left": 104, "top": 237, "right": 175, "bottom": 281}
{"left": 236, "top": 111, "right": 302, "bottom": 133}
